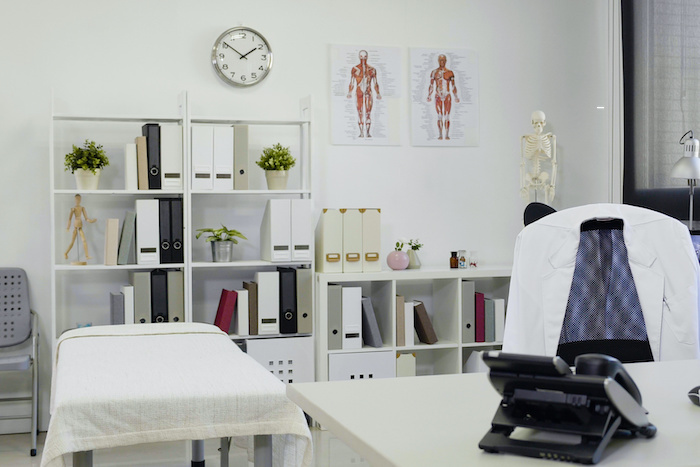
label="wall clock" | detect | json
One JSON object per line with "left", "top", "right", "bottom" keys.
{"left": 211, "top": 26, "right": 273, "bottom": 87}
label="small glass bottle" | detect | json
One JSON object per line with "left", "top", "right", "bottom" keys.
{"left": 458, "top": 250, "right": 467, "bottom": 269}
{"left": 450, "top": 251, "right": 458, "bottom": 268}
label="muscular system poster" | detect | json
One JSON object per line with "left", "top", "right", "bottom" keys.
{"left": 410, "top": 48, "right": 479, "bottom": 147}
{"left": 331, "top": 45, "right": 401, "bottom": 145}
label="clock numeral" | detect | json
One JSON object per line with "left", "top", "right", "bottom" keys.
{"left": 252, "top": 35, "right": 256, "bottom": 42}
{"left": 222, "top": 43, "right": 230, "bottom": 49}
{"left": 259, "top": 66, "right": 264, "bottom": 71}
{"left": 251, "top": 73, "right": 257, "bottom": 79}
{"left": 241, "top": 75, "right": 246, "bottom": 81}
{"left": 261, "top": 55, "right": 267, "bottom": 61}
{"left": 258, "top": 43, "right": 263, "bottom": 50}
{"left": 230, "top": 72, "right": 235, "bottom": 78}
{"left": 240, "top": 32, "right": 246, "bottom": 39}
{"left": 222, "top": 64, "right": 228, "bottom": 70}
{"left": 219, "top": 53, "right": 225, "bottom": 59}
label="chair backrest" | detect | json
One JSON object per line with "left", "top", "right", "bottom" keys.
{"left": 0, "top": 268, "right": 31, "bottom": 347}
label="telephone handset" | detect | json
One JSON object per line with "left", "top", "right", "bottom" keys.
{"left": 479, "top": 351, "right": 656, "bottom": 464}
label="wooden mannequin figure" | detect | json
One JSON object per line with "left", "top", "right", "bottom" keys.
{"left": 64, "top": 194, "right": 96, "bottom": 265}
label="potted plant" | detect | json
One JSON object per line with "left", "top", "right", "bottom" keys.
{"left": 256, "top": 143, "right": 296, "bottom": 190}
{"left": 407, "top": 238, "right": 423, "bottom": 269}
{"left": 64, "top": 139, "right": 110, "bottom": 190}
{"left": 386, "top": 239, "right": 410, "bottom": 271}
{"left": 195, "top": 225, "right": 247, "bottom": 262}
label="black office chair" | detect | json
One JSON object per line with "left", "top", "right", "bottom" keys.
{"left": 0, "top": 268, "right": 39, "bottom": 456}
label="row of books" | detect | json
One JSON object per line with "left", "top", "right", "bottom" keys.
{"left": 192, "top": 124, "right": 249, "bottom": 190}
{"left": 125, "top": 123, "right": 183, "bottom": 191}
{"left": 462, "top": 281, "right": 505, "bottom": 343}
{"left": 104, "top": 198, "right": 184, "bottom": 266}
{"left": 213, "top": 267, "right": 313, "bottom": 336}
{"left": 327, "top": 286, "right": 439, "bottom": 350}
{"left": 109, "top": 269, "right": 184, "bottom": 325}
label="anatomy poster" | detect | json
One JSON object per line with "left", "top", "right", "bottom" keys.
{"left": 410, "top": 48, "right": 479, "bottom": 147}
{"left": 331, "top": 45, "right": 401, "bottom": 145}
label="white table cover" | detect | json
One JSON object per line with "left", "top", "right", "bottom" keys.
{"left": 41, "top": 323, "right": 312, "bottom": 467}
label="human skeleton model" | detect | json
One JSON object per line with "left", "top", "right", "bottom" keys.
{"left": 64, "top": 194, "right": 96, "bottom": 263}
{"left": 347, "top": 50, "right": 382, "bottom": 138}
{"left": 427, "top": 54, "right": 460, "bottom": 140}
{"left": 521, "top": 110, "right": 557, "bottom": 204}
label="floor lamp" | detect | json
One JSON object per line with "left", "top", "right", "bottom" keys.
{"left": 671, "top": 131, "right": 700, "bottom": 230}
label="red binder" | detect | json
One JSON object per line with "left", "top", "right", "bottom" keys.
{"left": 214, "top": 289, "right": 238, "bottom": 333}
{"left": 475, "top": 292, "right": 485, "bottom": 343}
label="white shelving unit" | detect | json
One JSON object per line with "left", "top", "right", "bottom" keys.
{"left": 49, "top": 93, "right": 314, "bottom": 361}
{"left": 315, "top": 266, "right": 511, "bottom": 382}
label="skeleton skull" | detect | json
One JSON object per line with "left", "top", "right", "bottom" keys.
{"left": 531, "top": 110, "right": 546, "bottom": 135}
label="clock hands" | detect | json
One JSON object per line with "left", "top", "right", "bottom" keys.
{"left": 239, "top": 47, "right": 258, "bottom": 60}
{"left": 224, "top": 42, "right": 247, "bottom": 59}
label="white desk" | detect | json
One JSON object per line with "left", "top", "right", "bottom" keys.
{"left": 287, "top": 360, "right": 700, "bottom": 466}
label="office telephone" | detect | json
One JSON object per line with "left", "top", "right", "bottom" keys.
{"left": 479, "top": 352, "right": 656, "bottom": 464}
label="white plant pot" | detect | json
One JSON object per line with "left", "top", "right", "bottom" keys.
{"left": 74, "top": 168, "right": 101, "bottom": 190}
{"left": 265, "top": 170, "right": 289, "bottom": 190}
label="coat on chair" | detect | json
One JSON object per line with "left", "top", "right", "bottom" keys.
{"left": 502, "top": 203, "right": 700, "bottom": 361}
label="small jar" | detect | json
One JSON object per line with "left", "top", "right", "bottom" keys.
{"left": 458, "top": 250, "right": 467, "bottom": 269}
{"left": 450, "top": 251, "right": 458, "bottom": 269}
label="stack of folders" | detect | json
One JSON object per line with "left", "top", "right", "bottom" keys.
{"left": 124, "top": 123, "right": 183, "bottom": 191}
{"left": 461, "top": 280, "right": 505, "bottom": 344}
{"left": 127, "top": 198, "right": 184, "bottom": 266}
{"left": 395, "top": 296, "right": 438, "bottom": 346}
{"left": 110, "top": 269, "right": 184, "bottom": 325}
{"left": 327, "top": 285, "right": 384, "bottom": 350}
{"left": 260, "top": 199, "right": 313, "bottom": 263}
{"left": 191, "top": 124, "right": 249, "bottom": 190}
{"left": 215, "top": 267, "right": 314, "bottom": 336}
{"left": 315, "top": 208, "right": 381, "bottom": 274}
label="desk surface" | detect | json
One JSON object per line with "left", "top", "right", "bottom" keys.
{"left": 287, "top": 360, "right": 700, "bottom": 466}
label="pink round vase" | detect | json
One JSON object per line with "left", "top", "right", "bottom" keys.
{"left": 387, "top": 251, "right": 410, "bottom": 270}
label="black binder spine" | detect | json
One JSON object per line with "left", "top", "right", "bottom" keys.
{"left": 159, "top": 199, "right": 172, "bottom": 264}
{"left": 150, "top": 269, "right": 169, "bottom": 323}
{"left": 278, "top": 267, "right": 297, "bottom": 334}
{"left": 169, "top": 198, "right": 184, "bottom": 264}
{"left": 142, "top": 123, "right": 161, "bottom": 189}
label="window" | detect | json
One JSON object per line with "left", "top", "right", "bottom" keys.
{"left": 622, "top": 0, "right": 700, "bottom": 220}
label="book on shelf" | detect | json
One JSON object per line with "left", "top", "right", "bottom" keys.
{"left": 142, "top": 123, "right": 161, "bottom": 190}
{"left": 213, "top": 126, "right": 234, "bottom": 190}
{"left": 166, "top": 270, "right": 184, "bottom": 323}
{"left": 160, "top": 124, "right": 183, "bottom": 189}
{"left": 129, "top": 270, "right": 151, "bottom": 324}
{"left": 158, "top": 199, "right": 172, "bottom": 264}
{"left": 110, "top": 292, "right": 124, "bottom": 325}
{"left": 169, "top": 198, "right": 184, "bottom": 263}
{"left": 124, "top": 143, "right": 138, "bottom": 191}
{"left": 396, "top": 295, "right": 405, "bottom": 346}
{"left": 150, "top": 269, "right": 168, "bottom": 323}
{"left": 361, "top": 296, "right": 383, "bottom": 348}
{"left": 234, "top": 288, "right": 249, "bottom": 337}
{"left": 403, "top": 300, "right": 415, "bottom": 346}
{"left": 413, "top": 300, "right": 438, "bottom": 345}
{"left": 278, "top": 266, "right": 298, "bottom": 334}
{"left": 120, "top": 284, "right": 135, "bottom": 324}
{"left": 341, "top": 286, "right": 362, "bottom": 350}
{"left": 135, "top": 136, "right": 149, "bottom": 190}
{"left": 475, "top": 292, "right": 486, "bottom": 343}
{"left": 243, "top": 281, "right": 258, "bottom": 335}
{"left": 255, "top": 271, "right": 279, "bottom": 335}
{"left": 233, "top": 125, "right": 249, "bottom": 190}
{"left": 117, "top": 211, "right": 136, "bottom": 265}
{"left": 494, "top": 298, "right": 506, "bottom": 341}
{"left": 135, "top": 199, "right": 159, "bottom": 265}
{"left": 214, "top": 289, "right": 237, "bottom": 333}
{"left": 484, "top": 298, "right": 496, "bottom": 342}
{"left": 327, "top": 284, "right": 342, "bottom": 350}
{"left": 461, "top": 280, "right": 476, "bottom": 343}
{"left": 103, "top": 218, "right": 120, "bottom": 266}
{"left": 296, "top": 268, "right": 313, "bottom": 334}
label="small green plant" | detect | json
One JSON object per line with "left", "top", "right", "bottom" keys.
{"left": 195, "top": 225, "right": 247, "bottom": 243}
{"left": 64, "top": 139, "right": 110, "bottom": 174}
{"left": 394, "top": 241, "right": 405, "bottom": 251}
{"left": 256, "top": 143, "right": 297, "bottom": 171}
{"left": 408, "top": 239, "right": 423, "bottom": 251}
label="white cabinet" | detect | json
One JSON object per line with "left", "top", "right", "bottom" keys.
{"left": 49, "top": 93, "right": 314, "bottom": 367}
{"left": 315, "top": 267, "right": 511, "bottom": 382}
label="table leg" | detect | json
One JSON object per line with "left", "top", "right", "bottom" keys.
{"left": 73, "top": 450, "right": 93, "bottom": 467}
{"left": 254, "top": 435, "right": 272, "bottom": 467}
{"left": 192, "top": 439, "right": 205, "bottom": 467}
{"left": 220, "top": 437, "right": 230, "bottom": 467}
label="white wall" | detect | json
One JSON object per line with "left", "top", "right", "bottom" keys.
{"left": 0, "top": 0, "right": 611, "bottom": 429}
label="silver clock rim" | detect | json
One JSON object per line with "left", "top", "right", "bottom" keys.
{"left": 211, "top": 26, "right": 273, "bottom": 87}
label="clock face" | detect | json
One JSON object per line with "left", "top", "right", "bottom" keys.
{"left": 212, "top": 27, "right": 273, "bottom": 87}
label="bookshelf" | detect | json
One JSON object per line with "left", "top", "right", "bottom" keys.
{"left": 49, "top": 93, "right": 314, "bottom": 370}
{"left": 314, "top": 267, "right": 511, "bottom": 382}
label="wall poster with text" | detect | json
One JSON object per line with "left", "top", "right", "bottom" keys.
{"left": 331, "top": 45, "right": 401, "bottom": 146}
{"left": 410, "top": 48, "right": 479, "bottom": 147}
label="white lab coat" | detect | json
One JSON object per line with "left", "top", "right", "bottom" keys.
{"left": 502, "top": 203, "right": 700, "bottom": 361}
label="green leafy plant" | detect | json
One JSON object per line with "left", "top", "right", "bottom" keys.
{"left": 256, "top": 143, "right": 297, "bottom": 171}
{"left": 394, "top": 241, "right": 405, "bottom": 251}
{"left": 195, "top": 225, "right": 247, "bottom": 243}
{"left": 408, "top": 239, "right": 423, "bottom": 251}
{"left": 64, "top": 139, "right": 110, "bottom": 174}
